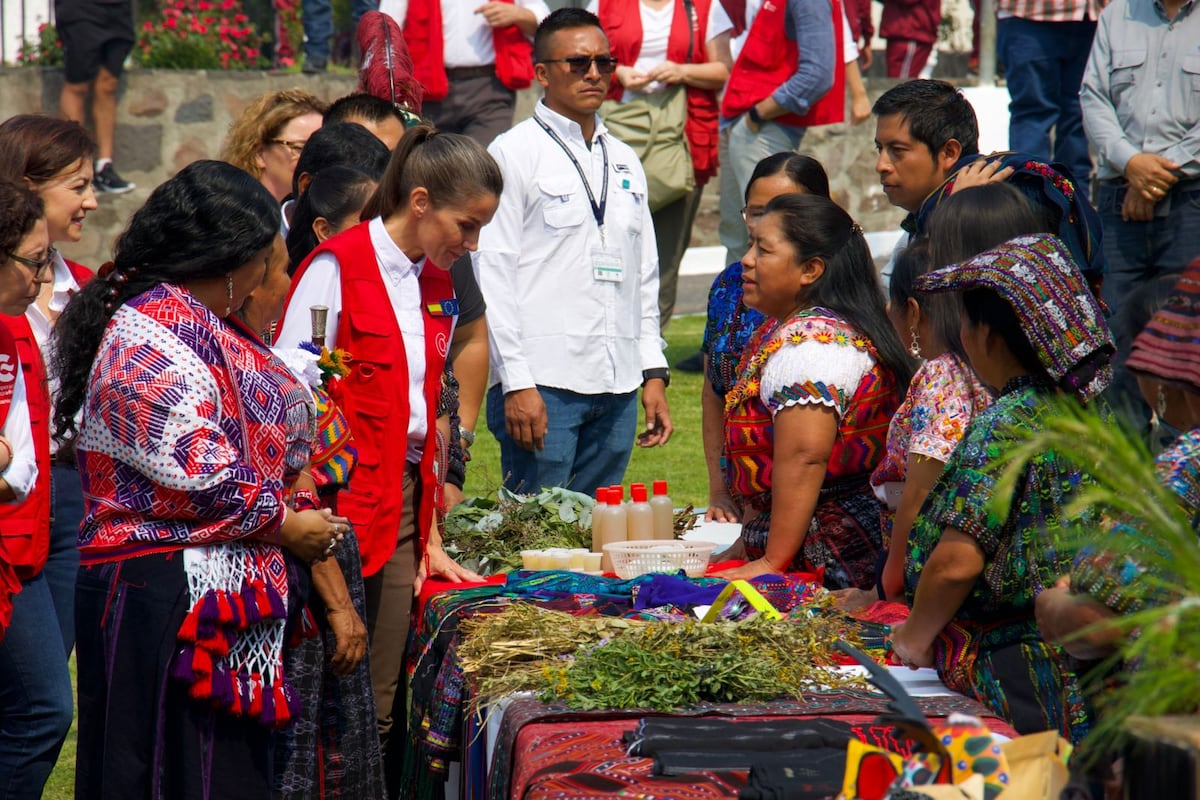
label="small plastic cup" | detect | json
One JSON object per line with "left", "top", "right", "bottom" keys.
{"left": 581, "top": 552, "right": 603, "bottom": 572}
{"left": 521, "top": 550, "right": 540, "bottom": 570}
{"left": 545, "top": 549, "right": 572, "bottom": 570}
{"left": 568, "top": 548, "right": 589, "bottom": 570}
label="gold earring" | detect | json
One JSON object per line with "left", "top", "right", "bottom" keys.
{"left": 225, "top": 274, "right": 233, "bottom": 317}
{"left": 1157, "top": 384, "right": 1168, "bottom": 420}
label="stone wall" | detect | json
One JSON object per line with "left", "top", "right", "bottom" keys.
{"left": 0, "top": 66, "right": 907, "bottom": 267}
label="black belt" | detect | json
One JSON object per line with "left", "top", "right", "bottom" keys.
{"left": 51, "top": 452, "right": 77, "bottom": 470}
{"left": 445, "top": 65, "right": 496, "bottom": 80}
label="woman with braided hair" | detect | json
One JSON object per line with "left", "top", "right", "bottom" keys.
{"left": 56, "top": 160, "right": 350, "bottom": 799}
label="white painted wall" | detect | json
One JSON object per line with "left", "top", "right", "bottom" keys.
{"left": 1, "top": 0, "right": 55, "bottom": 65}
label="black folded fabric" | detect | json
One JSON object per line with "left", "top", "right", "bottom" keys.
{"left": 736, "top": 749, "right": 849, "bottom": 800}
{"left": 652, "top": 747, "right": 847, "bottom": 778}
{"left": 625, "top": 717, "right": 853, "bottom": 757}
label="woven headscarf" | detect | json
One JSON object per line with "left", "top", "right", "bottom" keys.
{"left": 1126, "top": 258, "right": 1200, "bottom": 393}
{"left": 915, "top": 233, "right": 1114, "bottom": 402}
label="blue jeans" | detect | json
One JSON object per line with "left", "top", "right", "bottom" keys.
{"left": 998, "top": 17, "right": 1096, "bottom": 187}
{"left": 486, "top": 384, "right": 638, "bottom": 498}
{"left": 47, "top": 465, "right": 84, "bottom": 653}
{"left": 1098, "top": 181, "right": 1200, "bottom": 425}
{"left": 302, "top": 0, "right": 378, "bottom": 63}
{"left": 0, "top": 574, "right": 74, "bottom": 799}
{"left": 717, "top": 116, "right": 805, "bottom": 267}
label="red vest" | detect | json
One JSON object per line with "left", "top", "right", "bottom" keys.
{"left": 0, "top": 259, "right": 92, "bottom": 580}
{"left": 283, "top": 222, "right": 455, "bottom": 578}
{"left": 721, "top": 0, "right": 845, "bottom": 128}
{"left": 601, "top": 0, "right": 722, "bottom": 185}
{"left": 404, "top": 0, "right": 534, "bottom": 103}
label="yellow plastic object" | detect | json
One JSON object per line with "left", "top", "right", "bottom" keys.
{"left": 700, "top": 580, "right": 782, "bottom": 622}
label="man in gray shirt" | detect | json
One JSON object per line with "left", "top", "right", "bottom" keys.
{"left": 1081, "top": 0, "right": 1200, "bottom": 418}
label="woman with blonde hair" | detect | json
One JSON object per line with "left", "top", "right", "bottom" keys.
{"left": 221, "top": 89, "right": 328, "bottom": 203}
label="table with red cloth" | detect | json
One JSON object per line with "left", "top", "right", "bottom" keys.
{"left": 404, "top": 569, "right": 1016, "bottom": 800}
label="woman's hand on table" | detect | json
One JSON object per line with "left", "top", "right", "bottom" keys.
{"left": 888, "top": 621, "right": 934, "bottom": 670}
{"left": 326, "top": 605, "right": 368, "bottom": 675}
{"left": 713, "top": 556, "right": 783, "bottom": 581}
{"left": 414, "top": 542, "right": 485, "bottom": 595}
{"left": 281, "top": 508, "right": 351, "bottom": 563}
{"left": 704, "top": 489, "right": 740, "bottom": 523}
{"left": 830, "top": 587, "right": 878, "bottom": 613}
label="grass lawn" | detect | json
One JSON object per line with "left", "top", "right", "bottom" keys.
{"left": 44, "top": 314, "right": 710, "bottom": 795}
{"left": 464, "top": 312, "right": 710, "bottom": 506}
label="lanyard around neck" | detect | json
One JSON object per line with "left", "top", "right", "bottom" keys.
{"left": 534, "top": 114, "right": 609, "bottom": 237}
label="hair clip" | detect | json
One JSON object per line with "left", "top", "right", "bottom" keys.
{"left": 850, "top": 221, "right": 864, "bottom": 235}
{"left": 97, "top": 261, "right": 116, "bottom": 279}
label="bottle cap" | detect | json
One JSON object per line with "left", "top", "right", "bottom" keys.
{"left": 653, "top": 480, "right": 668, "bottom": 495}
{"left": 609, "top": 485, "right": 624, "bottom": 503}
{"left": 596, "top": 487, "right": 609, "bottom": 505}
{"left": 631, "top": 484, "right": 648, "bottom": 503}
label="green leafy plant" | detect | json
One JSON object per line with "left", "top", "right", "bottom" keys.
{"left": 442, "top": 487, "right": 595, "bottom": 574}
{"left": 993, "top": 397, "right": 1200, "bottom": 752}
{"left": 17, "top": 23, "right": 64, "bottom": 67}
{"left": 136, "top": 0, "right": 268, "bottom": 70}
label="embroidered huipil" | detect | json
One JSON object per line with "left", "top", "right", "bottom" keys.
{"left": 77, "top": 284, "right": 308, "bottom": 727}
{"left": 723, "top": 308, "right": 900, "bottom": 588}
{"left": 870, "top": 352, "right": 991, "bottom": 544}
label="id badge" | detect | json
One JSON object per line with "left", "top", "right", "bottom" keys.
{"left": 591, "top": 248, "right": 624, "bottom": 283}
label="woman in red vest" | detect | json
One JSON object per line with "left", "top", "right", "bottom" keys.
{"left": 0, "top": 114, "right": 98, "bottom": 798}
{"left": 277, "top": 123, "right": 502, "bottom": 755}
{"left": 592, "top": 0, "right": 732, "bottom": 326}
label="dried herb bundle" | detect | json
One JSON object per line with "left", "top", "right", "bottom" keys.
{"left": 458, "top": 604, "right": 864, "bottom": 712}
{"left": 458, "top": 604, "right": 645, "bottom": 702}
{"left": 545, "top": 615, "right": 865, "bottom": 711}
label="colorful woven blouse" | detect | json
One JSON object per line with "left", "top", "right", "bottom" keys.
{"left": 903, "top": 376, "right": 1097, "bottom": 741}
{"left": 1072, "top": 426, "right": 1200, "bottom": 615}
{"left": 723, "top": 309, "right": 901, "bottom": 588}
{"left": 702, "top": 261, "right": 766, "bottom": 397}
{"left": 870, "top": 353, "right": 991, "bottom": 543}
{"left": 77, "top": 284, "right": 311, "bottom": 727}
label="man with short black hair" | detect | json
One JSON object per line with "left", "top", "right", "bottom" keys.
{"left": 477, "top": 8, "right": 672, "bottom": 498}
{"left": 325, "top": 93, "right": 413, "bottom": 150}
{"left": 56, "top": 0, "right": 136, "bottom": 194}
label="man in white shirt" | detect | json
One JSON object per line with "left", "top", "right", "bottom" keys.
{"left": 477, "top": 7, "right": 673, "bottom": 498}
{"left": 380, "top": 0, "right": 550, "bottom": 146}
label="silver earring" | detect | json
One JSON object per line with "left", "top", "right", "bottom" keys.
{"left": 225, "top": 274, "right": 234, "bottom": 317}
{"left": 909, "top": 328, "right": 922, "bottom": 359}
{"left": 1156, "top": 384, "right": 1168, "bottom": 420}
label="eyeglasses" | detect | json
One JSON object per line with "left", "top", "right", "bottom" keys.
{"left": 269, "top": 138, "right": 308, "bottom": 157}
{"left": 740, "top": 206, "right": 767, "bottom": 224}
{"left": 539, "top": 56, "right": 619, "bottom": 75}
{"left": 8, "top": 247, "right": 57, "bottom": 279}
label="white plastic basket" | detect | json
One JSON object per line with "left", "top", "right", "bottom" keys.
{"left": 603, "top": 540, "right": 718, "bottom": 579}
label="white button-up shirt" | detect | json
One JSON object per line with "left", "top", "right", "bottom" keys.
{"left": 276, "top": 217, "right": 430, "bottom": 463}
{"left": 30, "top": 253, "right": 82, "bottom": 457}
{"left": 379, "top": 0, "right": 550, "bottom": 68}
{"left": 0, "top": 359, "right": 36, "bottom": 501}
{"left": 476, "top": 101, "right": 667, "bottom": 396}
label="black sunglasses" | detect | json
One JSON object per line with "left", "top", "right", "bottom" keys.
{"left": 540, "top": 56, "right": 619, "bottom": 75}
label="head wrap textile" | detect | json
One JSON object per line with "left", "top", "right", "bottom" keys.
{"left": 915, "top": 233, "right": 1114, "bottom": 402}
{"left": 1126, "top": 258, "right": 1200, "bottom": 394}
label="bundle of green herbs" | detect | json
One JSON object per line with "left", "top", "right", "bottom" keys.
{"left": 459, "top": 603, "right": 864, "bottom": 712}
{"left": 442, "top": 487, "right": 594, "bottom": 574}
